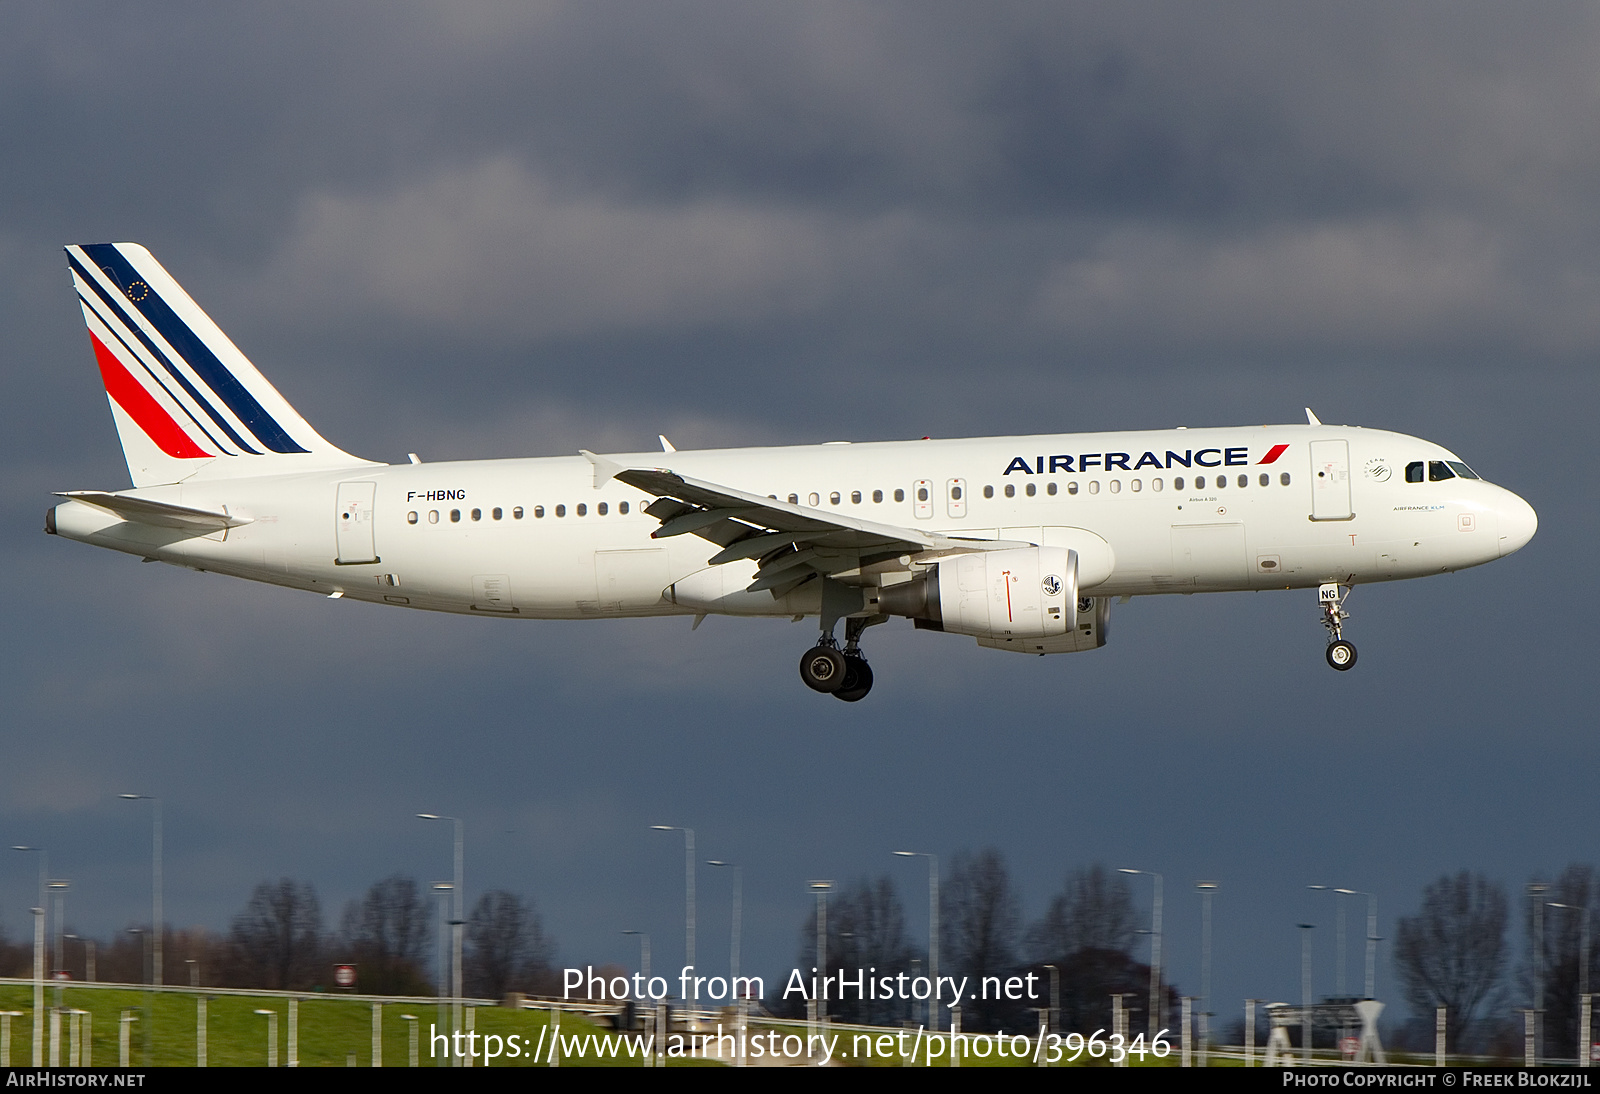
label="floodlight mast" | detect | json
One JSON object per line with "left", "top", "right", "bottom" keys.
{"left": 1122, "top": 868, "right": 1164, "bottom": 1037}
{"left": 893, "top": 851, "right": 939, "bottom": 1031}
{"left": 651, "top": 826, "right": 695, "bottom": 973}
{"left": 120, "top": 795, "right": 162, "bottom": 987}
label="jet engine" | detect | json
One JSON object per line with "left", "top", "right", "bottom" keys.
{"left": 877, "top": 546, "right": 1077, "bottom": 639}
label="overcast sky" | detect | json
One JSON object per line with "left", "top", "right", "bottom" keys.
{"left": 1, "top": 1, "right": 1593, "bottom": 1034}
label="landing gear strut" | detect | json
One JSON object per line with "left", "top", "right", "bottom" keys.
{"left": 834, "top": 617, "right": 875, "bottom": 702}
{"left": 1319, "top": 583, "right": 1357, "bottom": 671}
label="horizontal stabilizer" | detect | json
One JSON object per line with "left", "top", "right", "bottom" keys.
{"left": 57, "top": 491, "right": 251, "bottom": 532}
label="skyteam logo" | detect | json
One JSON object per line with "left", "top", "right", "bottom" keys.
{"left": 1041, "top": 574, "right": 1064, "bottom": 597}
{"left": 1003, "top": 443, "right": 1290, "bottom": 475}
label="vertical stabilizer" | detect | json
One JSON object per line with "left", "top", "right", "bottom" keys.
{"left": 66, "top": 243, "right": 378, "bottom": 487}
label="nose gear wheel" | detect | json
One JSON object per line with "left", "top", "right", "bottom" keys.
{"left": 1318, "top": 583, "right": 1357, "bottom": 671}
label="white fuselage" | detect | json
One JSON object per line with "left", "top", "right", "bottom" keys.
{"left": 50, "top": 423, "right": 1537, "bottom": 626}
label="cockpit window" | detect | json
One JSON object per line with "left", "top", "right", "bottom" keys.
{"left": 1428, "top": 461, "right": 1455, "bottom": 482}
{"left": 1405, "top": 462, "right": 1424, "bottom": 483}
{"left": 1446, "top": 461, "right": 1480, "bottom": 480}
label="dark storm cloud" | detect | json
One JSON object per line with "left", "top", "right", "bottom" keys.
{"left": 1, "top": 1, "right": 1595, "bottom": 1035}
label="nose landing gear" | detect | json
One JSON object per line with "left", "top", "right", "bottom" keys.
{"left": 1319, "top": 583, "right": 1357, "bottom": 671}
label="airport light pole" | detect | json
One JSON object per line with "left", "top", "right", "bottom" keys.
{"left": 30, "top": 907, "right": 43, "bottom": 1065}
{"left": 1299, "top": 923, "right": 1316, "bottom": 1064}
{"left": 417, "top": 815, "right": 464, "bottom": 1008}
{"left": 1531, "top": 884, "right": 1549, "bottom": 1062}
{"left": 1549, "top": 903, "right": 1590, "bottom": 1065}
{"left": 810, "top": 881, "right": 833, "bottom": 1023}
{"left": 706, "top": 861, "right": 742, "bottom": 988}
{"left": 893, "top": 851, "right": 940, "bottom": 1032}
{"left": 432, "top": 882, "right": 453, "bottom": 1064}
{"left": 120, "top": 795, "right": 162, "bottom": 986}
{"left": 1196, "top": 882, "right": 1218, "bottom": 1065}
{"left": 650, "top": 826, "right": 695, "bottom": 976}
{"left": 1121, "top": 869, "right": 1164, "bottom": 1036}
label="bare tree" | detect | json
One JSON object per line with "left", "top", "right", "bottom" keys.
{"left": 339, "top": 874, "right": 433, "bottom": 995}
{"left": 1394, "top": 872, "right": 1508, "bottom": 1053}
{"left": 942, "top": 848, "right": 1023, "bottom": 1031}
{"left": 225, "top": 878, "right": 324, "bottom": 990}
{"left": 1028, "top": 864, "right": 1136, "bottom": 962}
{"left": 463, "top": 890, "right": 554, "bottom": 999}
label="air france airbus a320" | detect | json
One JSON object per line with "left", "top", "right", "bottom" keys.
{"left": 48, "top": 243, "right": 1538, "bottom": 701}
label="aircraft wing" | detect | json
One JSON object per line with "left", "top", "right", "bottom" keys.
{"left": 613, "top": 466, "right": 1025, "bottom": 596}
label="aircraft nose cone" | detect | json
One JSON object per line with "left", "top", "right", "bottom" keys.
{"left": 1498, "top": 491, "right": 1537, "bottom": 557}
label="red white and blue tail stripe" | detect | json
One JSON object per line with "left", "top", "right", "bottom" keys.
{"left": 67, "top": 243, "right": 374, "bottom": 486}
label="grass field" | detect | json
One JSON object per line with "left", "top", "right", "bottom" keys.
{"left": 0, "top": 984, "right": 689, "bottom": 1067}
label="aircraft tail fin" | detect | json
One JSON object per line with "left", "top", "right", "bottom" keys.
{"left": 65, "top": 243, "right": 378, "bottom": 487}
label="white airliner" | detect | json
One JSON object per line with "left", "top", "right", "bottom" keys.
{"left": 49, "top": 243, "right": 1537, "bottom": 700}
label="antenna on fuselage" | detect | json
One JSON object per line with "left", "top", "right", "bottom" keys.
{"left": 1304, "top": 408, "right": 1322, "bottom": 426}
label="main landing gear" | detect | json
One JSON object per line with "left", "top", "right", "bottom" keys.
{"left": 1319, "top": 583, "right": 1357, "bottom": 671}
{"left": 799, "top": 616, "right": 877, "bottom": 701}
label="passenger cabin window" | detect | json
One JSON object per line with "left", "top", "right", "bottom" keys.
{"left": 1429, "top": 461, "right": 1455, "bottom": 482}
{"left": 1025, "top": 483, "right": 1036, "bottom": 497}
{"left": 471, "top": 508, "right": 482, "bottom": 521}
{"left": 514, "top": 507, "right": 524, "bottom": 519}
{"left": 1047, "top": 482, "right": 1058, "bottom": 495}
{"left": 830, "top": 492, "right": 841, "bottom": 505}
{"left": 533, "top": 506, "right": 543, "bottom": 518}
{"left": 872, "top": 490, "right": 883, "bottom": 503}
{"left": 789, "top": 494, "right": 799, "bottom": 504}
{"left": 894, "top": 489, "right": 905, "bottom": 502}
{"left": 492, "top": 507, "right": 503, "bottom": 520}
{"left": 619, "top": 501, "right": 629, "bottom": 514}
{"left": 577, "top": 503, "right": 587, "bottom": 516}
{"left": 916, "top": 486, "right": 929, "bottom": 502}
{"left": 983, "top": 485, "right": 994, "bottom": 499}
{"left": 1259, "top": 473, "right": 1269, "bottom": 487}
{"left": 1068, "top": 482, "right": 1079, "bottom": 495}
{"left": 407, "top": 511, "right": 419, "bottom": 524}
{"left": 450, "top": 509, "right": 461, "bottom": 523}
{"left": 1174, "top": 477, "right": 1185, "bottom": 490}
{"left": 428, "top": 510, "right": 439, "bottom": 523}
{"left": 1152, "top": 478, "right": 1163, "bottom": 492}
{"left": 1279, "top": 473, "right": 1291, "bottom": 486}
{"left": 1004, "top": 484, "right": 1015, "bottom": 498}
{"left": 598, "top": 502, "right": 608, "bottom": 515}
{"left": 809, "top": 493, "right": 820, "bottom": 506}
{"left": 851, "top": 491, "right": 862, "bottom": 504}
{"left": 555, "top": 505, "right": 566, "bottom": 517}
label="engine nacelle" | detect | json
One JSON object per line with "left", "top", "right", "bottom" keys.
{"left": 877, "top": 546, "right": 1077, "bottom": 639}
